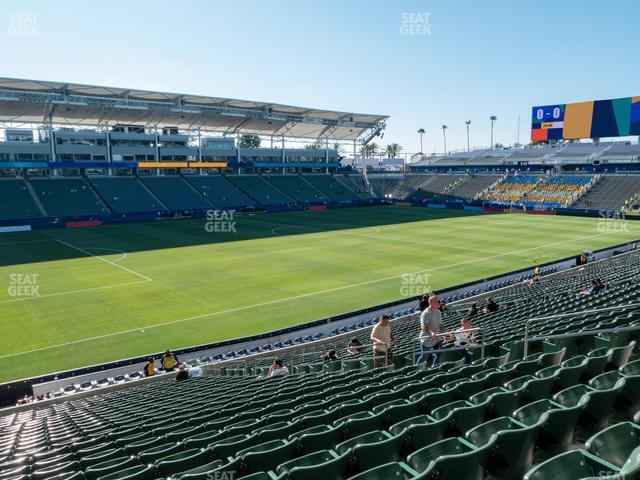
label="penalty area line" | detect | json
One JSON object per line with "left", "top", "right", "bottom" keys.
{"left": 54, "top": 238, "right": 152, "bottom": 282}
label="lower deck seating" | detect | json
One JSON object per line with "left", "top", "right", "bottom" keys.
{"left": 0, "top": 179, "right": 43, "bottom": 220}
{"left": 184, "top": 176, "right": 256, "bottom": 209}
{"left": 30, "top": 178, "right": 108, "bottom": 217}
{"left": 264, "top": 175, "right": 328, "bottom": 203}
{"left": 89, "top": 177, "right": 167, "bottom": 214}
{"left": 140, "top": 177, "right": 212, "bottom": 210}
{"left": 302, "top": 175, "right": 361, "bottom": 202}
{"left": 226, "top": 176, "right": 295, "bottom": 206}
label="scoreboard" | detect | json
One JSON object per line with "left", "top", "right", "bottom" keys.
{"left": 532, "top": 96, "right": 640, "bottom": 141}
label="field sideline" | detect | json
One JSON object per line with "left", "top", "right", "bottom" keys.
{"left": 0, "top": 206, "right": 638, "bottom": 383}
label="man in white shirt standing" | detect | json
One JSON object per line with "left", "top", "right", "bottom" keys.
{"left": 370, "top": 314, "right": 398, "bottom": 367}
{"left": 417, "top": 295, "right": 445, "bottom": 366}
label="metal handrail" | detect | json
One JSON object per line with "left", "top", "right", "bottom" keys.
{"left": 526, "top": 324, "right": 640, "bottom": 344}
{"left": 523, "top": 303, "right": 640, "bottom": 357}
{"left": 411, "top": 327, "right": 485, "bottom": 365}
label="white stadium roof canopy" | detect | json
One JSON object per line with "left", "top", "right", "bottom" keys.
{"left": 0, "top": 77, "right": 388, "bottom": 141}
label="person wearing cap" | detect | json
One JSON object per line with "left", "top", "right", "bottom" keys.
{"left": 143, "top": 358, "right": 155, "bottom": 377}
{"left": 160, "top": 350, "right": 178, "bottom": 372}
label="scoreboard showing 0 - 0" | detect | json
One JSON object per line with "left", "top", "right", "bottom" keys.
{"left": 532, "top": 105, "right": 565, "bottom": 140}
{"left": 531, "top": 96, "right": 640, "bottom": 141}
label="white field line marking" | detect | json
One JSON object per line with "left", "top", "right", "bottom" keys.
{"left": 80, "top": 247, "right": 128, "bottom": 263}
{"left": 0, "top": 280, "right": 149, "bottom": 305}
{"left": 54, "top": 239, "right": 152, "bottom": 282}
{"left": 0, "top": 230, "right": 621, "bottom": 359}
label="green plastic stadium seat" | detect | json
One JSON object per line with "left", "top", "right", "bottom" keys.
{"left": 96, "top": 465, "right": 157, "bottom": 480}
{"left": 585, "top": 421, "right": 640, "bottom": 468}
{"left": 523, "top": 449, "right": 618, "bottom": 480}
{"left": 139, "top": 442, "right": 180, "bottom": 463}
{"left": 44, "top": 473, "right": 85, "bottom": 480}
{"left": 514, "top": 397, "right": 586, "bottom": 455}
{"left": 286, "top": 450, "right": 350, "bottom": 480}
{"left": 123, "top": 436, "right": 163, "bottom": 455}
{"left": 85, "top": 457, "right": 138, "bottom": 480}
{"left": 287, "top": 425, "right": 334, "bottom": 452}
{"left": 170, "top": 460, "right": 224, "bottom": 479}
{"left": 347, "top": 462, "right": 416, "bottom": 480}
{"left": 182, "top": 430, "right": 226, "bottom": 449}
{"left": 236, "top": 439, "right": 298, "bottom": 476}
{"left": 620, "top": 359, "right": 640, "bottom": 376}
{"left": 209, "top": 434, "right": 256, "bottom": 460}
{"left": 615, "top": 375, "right": 640, "bottom": 416}
{"left": 339, "top": 411, "right": 386, "bottom": 439}
{"left": 276, "top": 449, "right": 336, "bottom": 476}
{"left": 466, "top": 416, "right": 542, "bottom": 480}
{"left": 155, "top": 448, "right": 211, "bottom": 476}
{"left": 408, "top": 437, "right": 492, "bottom": 480}
{"left": 607, "top": 341, "right": 636, "bottom": 370}
{"left": 349, "top": 432, "right": 404, "bottom": 475}
{"left": 80, "top": 447, "right": 126, "bottom": 468}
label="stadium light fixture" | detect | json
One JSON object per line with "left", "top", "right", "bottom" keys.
{"left": 490, "top": 115, "right": 498, "bottom": 149}
{"left": 465, "top": 120, "right": 471, "bottom": 152}
{"left": 417, "top": 128, "right": 425, "bottom": 155}
{"left": 442, "top": 125, "right": 448, "bottom": 155}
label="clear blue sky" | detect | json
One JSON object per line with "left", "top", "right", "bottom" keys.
{"left": 3, "top": 0, "right": 639, "bottom": 155}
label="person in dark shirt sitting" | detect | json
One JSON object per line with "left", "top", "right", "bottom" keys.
{"left": 418, "top": 294, "right": 429, "bottom": 312}
{"left": 346, "top": 337, "right": 363, "bottom": 355}
{"left": 467, "top": 303, "right": 478, "bottom": 318}
{"left": 175, "top": 363, "right": 189, "bottom": 381}
{"left": 322, "top": 349, "right": 339, "bottom": 362}
{"left": 483, "top": 298, "right": 499, "bottom": 313}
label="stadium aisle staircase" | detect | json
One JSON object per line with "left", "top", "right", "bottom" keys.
{"left": 302, "top": 175, "right": 361, "bottom": 202}
{"left": 183, "top": 176, "right": 256, "bottom": 210}
{"left": 0, "top": 179, "right": 44, "bottom": 220}
{"left": 88, "top": 177, "right": 167, "bottom": 214}
{"left": 139, "top": 177, "right": 213, "bottom": 211}
{"left": 1, "top": 252, "right": 639, "bottom": 479}
{"left": 29, "top": 178, "right": 108, "bottom": 217}
{"left": 226, "top": 176, "right": 295, "bottom": 207}
{"left": 263, "top": 176, "right": 328, "bottom": 203}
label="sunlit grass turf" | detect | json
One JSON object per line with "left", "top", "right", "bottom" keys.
{"left": 0, "top": 205, "right": 637, "bottom": 382}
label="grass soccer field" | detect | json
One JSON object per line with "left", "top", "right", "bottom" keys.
{"left": 0, "top": 206, "right": 638, "bottom": 383}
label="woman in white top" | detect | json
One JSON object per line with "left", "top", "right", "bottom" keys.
{"left": 452, "top": 318, "right": 475, "bottom": 364}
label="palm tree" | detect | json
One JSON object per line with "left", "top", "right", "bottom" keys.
{"left": 465, "top": 120, "right": 471, "bottom": 152}
{"left": 490, "top": 115, "right": 498, "bottom": 149}
{"left": 441, "top": 125, "right": 448, "bottom": 155}
{"left": 360, "top": 142, "right": 378, "bottom": 158}
{"left": 385, "top": 143, "right": 402, "bottom": 158}
{"left": 417, "top": 128, "right": 425, "bottom": 155}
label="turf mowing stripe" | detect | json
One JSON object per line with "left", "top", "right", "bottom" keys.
{"left": 0, "top": 229, "right": 618, "bottom": 360}
{"left": 54, "top": 238, "right": 153, "bottom": 282}
{"left": 0, "top": 280, "right": 149, "bottom": 305}
{"left": 246, "top": 217, "right": 504, "bottom": 255}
